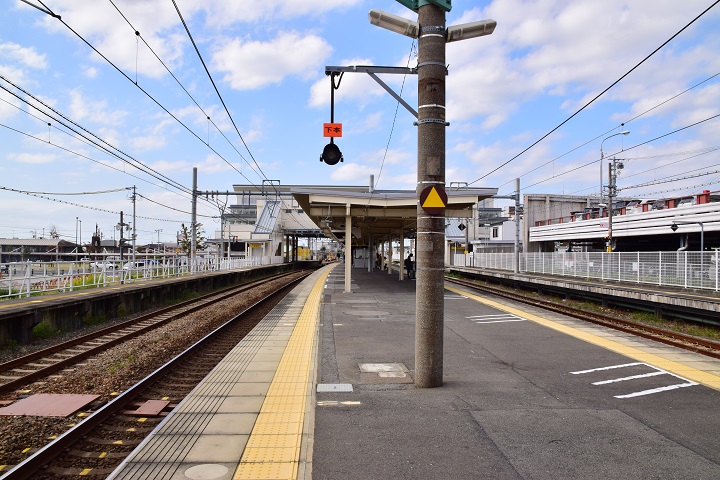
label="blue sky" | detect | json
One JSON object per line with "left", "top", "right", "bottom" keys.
{"left": 1, "top": 0, "right": 719, "bottom": 245}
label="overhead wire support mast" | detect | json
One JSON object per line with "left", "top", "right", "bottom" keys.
{"left": 370, "top": 2, "right": 496, "bottom": 389}
{"left": 325, "top": 66, "right": 419, "bottom": 118}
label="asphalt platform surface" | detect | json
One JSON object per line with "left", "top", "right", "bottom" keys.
{"left": 312, "top": 264, "right": 720, "bottom": 480}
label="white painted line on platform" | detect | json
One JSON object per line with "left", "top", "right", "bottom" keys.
{"left": 476, "top": 319, "right": 527, "bottom": 324}
{"left": 571, "top": 362, "right": 643, "bottom": 374}
{"left": 615, "top": 382, "right": 699, "bottom": 398}
{"left": 445, "top": 295, "right": 467, "bottom": 299}
{"left": 592, "top": 371, "right": 666, "bottom": 385}
{"left": 571, "top": 362, "right": 699, "bottom": 398}
{"left": 470, "top": 313, "right": 527, "bottom": 324}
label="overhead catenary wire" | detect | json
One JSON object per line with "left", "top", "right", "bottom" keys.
{"left": 22, "top": 2, "right": 263, "bottom": 191}
{"left": 1, "top": 186, "right": 217, "bottom": 221}
{"left": 0, "top": 119, "right": 196, "bottom": 202}
{"left": 169, "top": 0, "right": 267, "bottom": 183}
{"left": 494, "top": 71, "right": 720, "bottom": 192}
{"left": 106, "top": 0, "right": 263, "bottom": 184}
{"left": 0, "top": 77, "right": 193, "bottom": 196}
{"left": 507, "top": 112, "right": 720, "bottom": 194}
{"left": 469, "top": 0, "right": 720, "bottom": 186}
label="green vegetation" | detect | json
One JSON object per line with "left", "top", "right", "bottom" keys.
{"left": 82, "top": 313, "right": 108, "bottom": 327}
{"left": 32, "top": 321, "right": 60, "bottom": 340}
{"left": 108, "top": 352, "right": 137, "bottom": 375}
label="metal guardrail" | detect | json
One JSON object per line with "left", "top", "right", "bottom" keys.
{"left": 450, "top": 251, "right": 720, "bottom": 291}
{"left": 0, "top": 256, "right": 286, "bottom": 300}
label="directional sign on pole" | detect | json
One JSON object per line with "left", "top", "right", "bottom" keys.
{"left": 323, "top": 123, "right": 343, "bottom": 137}
{"left": 419, "top": 185, "right": 447, "bottom": 214}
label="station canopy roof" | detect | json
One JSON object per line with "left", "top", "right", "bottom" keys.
{"left": 290, "top": 185, "right": 497, "bottom": 243}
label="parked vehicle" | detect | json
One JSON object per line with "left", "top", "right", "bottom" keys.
{"left": 90, "top": 261, "right": 116, "bottom": 270}
{"left": 123, "top": 261, "right": 146, "bottom": 270}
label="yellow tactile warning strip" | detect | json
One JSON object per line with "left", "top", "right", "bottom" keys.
{"left": 233, "top": 265, "right": 334, "bottom": 480}
{"left": 445, "top": 284, "right": 720, "bottom": 392}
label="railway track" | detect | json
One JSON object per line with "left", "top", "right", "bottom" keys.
{"left": 446, "top": 276, "right": 720, "bottom": 359}
{"left": 0, "top": 272, "right": 294, "bottom": 396}
{"left": 1, "top": 271, "right": 307, "bottom": 479}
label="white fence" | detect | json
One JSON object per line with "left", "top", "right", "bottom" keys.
{"left": 450, "top": 251, "right": 720, "bottom": 291}
{"left": 0, "top": 255, "right": 285, "bottom": 300}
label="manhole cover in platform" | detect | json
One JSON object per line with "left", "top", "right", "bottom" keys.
{"left": 317, "top": 383, "right": 354, "bottom": 393}
{"left": 0, "top": 394, "right": 100, "bottom": 417}
{"left": 358, "top": 363, "right": 413, "bottom": 384}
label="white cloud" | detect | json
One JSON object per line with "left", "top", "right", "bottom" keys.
{"left": 129, "top": 134, "right": 166, "bottom": 151}
{"left": 0, "top": 42, "right": 48, "bottom": 69}
{"left": 0, "top": 87, "right": 22, "bottom": 120}
{"left": 212, "top": 32, "right": 332, "bottom": 90}
{"left": 195, "top": 0, "right": 363, "bottom": 26}
{"left": 35, "top": 0, "right": 185, "bottom": 79}
{"left": 68, "top": 89, "right": 127, "bottom": 126}
{"left": 9, "top": 152, "right": 57, "bottom": 164}
{"left": 329, "top": 162, "right": 376, "bottom": 183}
{"left": 444, "top": 0, "right": 720, "bottom": 129}
{"left": 83, "top": 66, "right": 98, "bottom": 78}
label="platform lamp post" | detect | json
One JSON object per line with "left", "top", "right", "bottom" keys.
{"left": 600, "top": 130, "right": 629, "bottom": 206}
{"left": 370, "top": 1, "right": 496, "bottom": 388}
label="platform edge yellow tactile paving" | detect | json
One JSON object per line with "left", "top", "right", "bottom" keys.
{"left": 234, "top": 266, "right": 334, "bottom": 479}
{"left": 446, "top": 284, "right": 720, "bottom": 391}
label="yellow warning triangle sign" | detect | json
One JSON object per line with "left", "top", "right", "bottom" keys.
{"left": 423, "top": 187, "right": 446, "bottom": 208}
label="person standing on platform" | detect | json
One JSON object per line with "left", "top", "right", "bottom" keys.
{"left": 404, "top": 253, "right": 414, "bottom": 278}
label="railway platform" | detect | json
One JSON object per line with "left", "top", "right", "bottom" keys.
{"left": 106, "top": 262, "right": 720, "bottom": 480}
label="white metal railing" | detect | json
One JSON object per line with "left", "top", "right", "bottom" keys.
{"left": 0, "top": 255, "right": 286, "bottom": 300}
{"left": 450, "top": 251, "right": 720, "bottom": 291}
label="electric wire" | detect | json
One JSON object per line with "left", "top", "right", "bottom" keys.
{"left": 167, "top": 0, "right": 307, "bottom": 228}
{"left": 169, "top": 0, "right": 267, "bottom": 183}
{"left": 374, "top": 40, "right": 416, "bottom": 191}
{"left": 106, "top": 0, "right": 263, "bottom": 183}
{"left": 0, "top": 76, "right": 192, "bottom": 195}
{"left": 469, "top": 0, "right": 720, "bottom": 186}
{"left": 495, "top": 71, "right": 720, "bottom": 191}
{"left": 25, "top": 2, "right": 261, "bottom": 191}
{"left": 1, "top": 186, "right": 217, "bottom": 220}
{"left": 0, "top": 119, "right": 195, "bottom": 201}
{"left": 518, "top": 113, "right": 720, "bottom": 192}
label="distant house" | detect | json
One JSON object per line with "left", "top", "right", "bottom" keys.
{"left": 0, "top": 238, "right": 80, "bottom": 263}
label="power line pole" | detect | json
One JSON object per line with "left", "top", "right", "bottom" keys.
{"left": 132, "top": 185, "right": 137, "bottom": 266}
{"left": 415, "top": 3, "right": 447, "bottom": 388}
{"left": 191, "top": 167, "right": 197, "bottom": 273}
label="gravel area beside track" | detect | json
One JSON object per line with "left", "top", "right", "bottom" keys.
{"left": 0, "top": 273, "right": 304, "bottom": 468}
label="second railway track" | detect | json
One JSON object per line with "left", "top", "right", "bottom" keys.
{"left": 446, "top": 275, "right": 720, "bottom": 359}
{"left": 0, "top": 271, "right": 297, "bottom": 396}
{"left": 0, "top": 270, "right": 309, "bottom": 478}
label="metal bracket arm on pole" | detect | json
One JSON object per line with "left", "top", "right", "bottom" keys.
{"left": 325, "top": 65, "right": 419, "bottom": 119}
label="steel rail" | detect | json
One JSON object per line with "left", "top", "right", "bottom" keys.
{"left": 446, "top": 276, "right": 720, "bottom": 359}
{"left": 0, "top": 272, "right": 309, "bottom": 480}
{"left": 0, "top": 271, "right": 295, "bottom": 395}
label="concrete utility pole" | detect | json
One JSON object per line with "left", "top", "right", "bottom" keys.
{"left": 369, "top": 1, "right": 495, "bottom": 388}
{"left": 415, "top": 4, "right": 447, "bottom": 388}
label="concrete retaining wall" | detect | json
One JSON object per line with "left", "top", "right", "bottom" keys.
{"left": 0, "top": 263, "right": 314, "bottom": 346}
